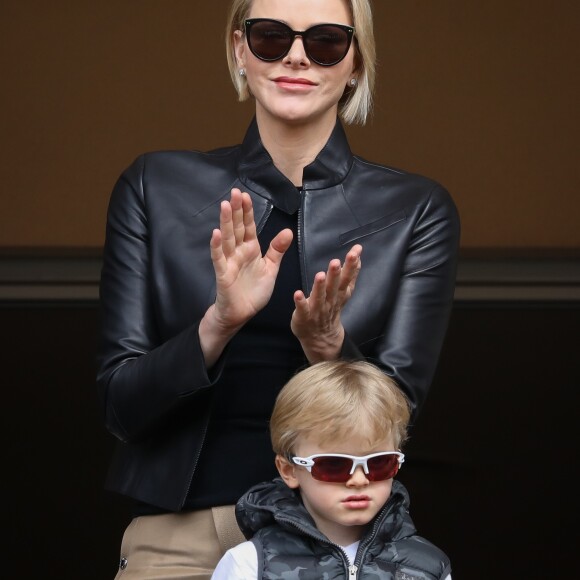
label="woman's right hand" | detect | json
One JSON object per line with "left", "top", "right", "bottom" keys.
{"left": 199, "top": 188, "right": 293, "bottom": 367}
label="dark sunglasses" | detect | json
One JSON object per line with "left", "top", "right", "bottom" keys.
{"left": 244, "top": 18, "right": 355, "bottom": 67}
{"left": 291, "top": 451, "right": 404, "bottom": 483}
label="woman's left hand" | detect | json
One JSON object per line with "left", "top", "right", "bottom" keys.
{"left": 291, "top": 244, "right": 362, "bottom": 363}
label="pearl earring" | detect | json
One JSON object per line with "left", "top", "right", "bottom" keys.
{"left": 349, "top": 78, "right": 357, "bottom": 87}
{"left": 239, "top": 68, "right": 246, "bottom": 77}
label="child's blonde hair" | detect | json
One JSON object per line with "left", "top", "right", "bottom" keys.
{"left": 270, "top": 360, "right": 410, "bottom": 456}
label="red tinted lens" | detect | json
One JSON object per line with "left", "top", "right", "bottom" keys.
{"left": 310, "top": 454, "right": 400, "bottom": 482}
{"left": 310, "top": 456, "right": 353, "bottom": 482}
{"left": 366, "top": 454, "right": 399, "bottom": 481}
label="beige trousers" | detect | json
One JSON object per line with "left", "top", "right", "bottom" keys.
{"left": 113, "top": 506, "right": 245, "bottom": 580}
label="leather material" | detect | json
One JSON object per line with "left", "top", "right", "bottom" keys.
{"left": 97, "top": 117, "right": 460, "bottom": 510}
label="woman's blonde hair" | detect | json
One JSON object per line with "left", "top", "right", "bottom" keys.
{"left": 270, "top": 360, "right": 411, "bottom": 456}
{"left": 225, "top": 0, "right": 376, "bottom": 125}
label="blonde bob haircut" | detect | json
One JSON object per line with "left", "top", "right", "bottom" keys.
{"left": 270, "top": 360, "right": 410, "bottom": 457}
{"left": 225, "top": 0, "right": 376, "bottom": 125}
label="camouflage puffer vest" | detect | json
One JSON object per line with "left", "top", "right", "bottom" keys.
{"left": 236, "top": 478, "right": 451, "bottom": 580}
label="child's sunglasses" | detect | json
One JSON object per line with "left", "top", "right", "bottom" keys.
{"left": 244, "top": 18, "right": 355, "bottom": 67}
{"left": 291, "top": 451, "right": 404, "bottom": 483}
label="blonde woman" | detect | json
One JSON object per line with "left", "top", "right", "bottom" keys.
{"left": 98, "top": 0, "right": 460, "bottom": 578}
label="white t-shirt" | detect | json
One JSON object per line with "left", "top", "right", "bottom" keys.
{"left": 211, "top": 539, "right": 451, "bottom": 579}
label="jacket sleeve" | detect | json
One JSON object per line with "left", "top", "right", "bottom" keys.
{"left": 96, "top": 155, "right": 224, "bottom": 443}
{"left": 341, "top": 185, "right": 460, "bottom": 420}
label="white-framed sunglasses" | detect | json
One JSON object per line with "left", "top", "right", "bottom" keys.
{"left": 291, "top": 451, "right": 405, "bottom": 483}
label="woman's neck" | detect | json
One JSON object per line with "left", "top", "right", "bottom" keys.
{"left": 256, "top": 110, "right": 337, "bottom": 186}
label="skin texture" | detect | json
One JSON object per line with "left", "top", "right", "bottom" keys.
{"left": 199, "top": 0, "right": 363, "bottom": 368}
{"left": 276, "top": 434, "right": 396, "bottom": 547}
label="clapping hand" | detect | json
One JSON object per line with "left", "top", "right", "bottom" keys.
{"left": 200, "top": 188, "right": 293, "bottom": 366}
{"left": 291, "top": 244, "right": 363, "bottom": 363}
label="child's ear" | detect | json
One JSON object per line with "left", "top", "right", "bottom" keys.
{"left": 275, "top": 454, "right": 300, "bottom": 489}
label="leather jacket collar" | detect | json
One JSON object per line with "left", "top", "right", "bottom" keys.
{"left": 237, "top": 116, "right": 354, "bottom": 214}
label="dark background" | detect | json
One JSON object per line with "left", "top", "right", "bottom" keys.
{"left": 3, "top": 299, "right": 578, "bottom": 579}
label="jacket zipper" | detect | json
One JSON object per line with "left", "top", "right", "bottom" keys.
{"left": 297, "top": 189, "right": 308, "bottom": 292}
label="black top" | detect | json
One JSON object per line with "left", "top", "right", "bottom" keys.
{"left": 135, "top": 204, "right": 306, "bottom": 515}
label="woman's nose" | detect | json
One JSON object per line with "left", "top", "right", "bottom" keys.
{"left": 284, "top": 35, "right": 310, "bottom": 65}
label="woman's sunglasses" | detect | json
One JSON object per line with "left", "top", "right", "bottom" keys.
{"left": 244, "top": 18, "right": 355, "bottom": 67}
{"left": 291, "top": 451, "right": 404, "bottom": 483}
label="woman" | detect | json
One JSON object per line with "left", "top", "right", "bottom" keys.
{"left": 97, "top": 0, "right": 460, "bottom": 578}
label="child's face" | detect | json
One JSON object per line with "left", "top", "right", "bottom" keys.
{"left": 276, "top": 433, "right": 397, "bottom": 547}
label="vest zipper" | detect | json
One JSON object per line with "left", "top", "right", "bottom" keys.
{"left": 351, "top": 502, "right": 390, "bottom": 572}
{"left": 348, "top": 564, "right": 358, "bottom": 578}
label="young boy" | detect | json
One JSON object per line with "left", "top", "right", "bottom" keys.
{"left": 211, "top": 360, "right": 452, "bottom": 579}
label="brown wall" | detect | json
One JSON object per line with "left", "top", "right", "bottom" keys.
{"left": 1, "top": 0, "right": 578, "bottom": 249}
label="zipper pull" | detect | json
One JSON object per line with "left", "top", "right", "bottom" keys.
{"left": 348, "top": 564, "right": 358, "bottom": 579}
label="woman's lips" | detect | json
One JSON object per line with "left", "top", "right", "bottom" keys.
{"left": 274, "top": 77, "right": 316, "bottom": 89}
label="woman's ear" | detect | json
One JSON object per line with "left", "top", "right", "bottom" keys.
{"left": 275, "top": 454, "right": 300, "bottom": 489}
{"left": 233, "top": 29, "right": 246, "bottom": 69}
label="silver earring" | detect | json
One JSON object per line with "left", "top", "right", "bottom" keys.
{"left": 239, "top": 68, "right": 246, "bottom": 77}
{"left": 349, "top": 78, "right": 357, "bottom": 87}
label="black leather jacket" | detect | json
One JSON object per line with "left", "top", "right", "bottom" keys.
{"left": 97, "top": 118, "right": 460, "bottom": 510}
